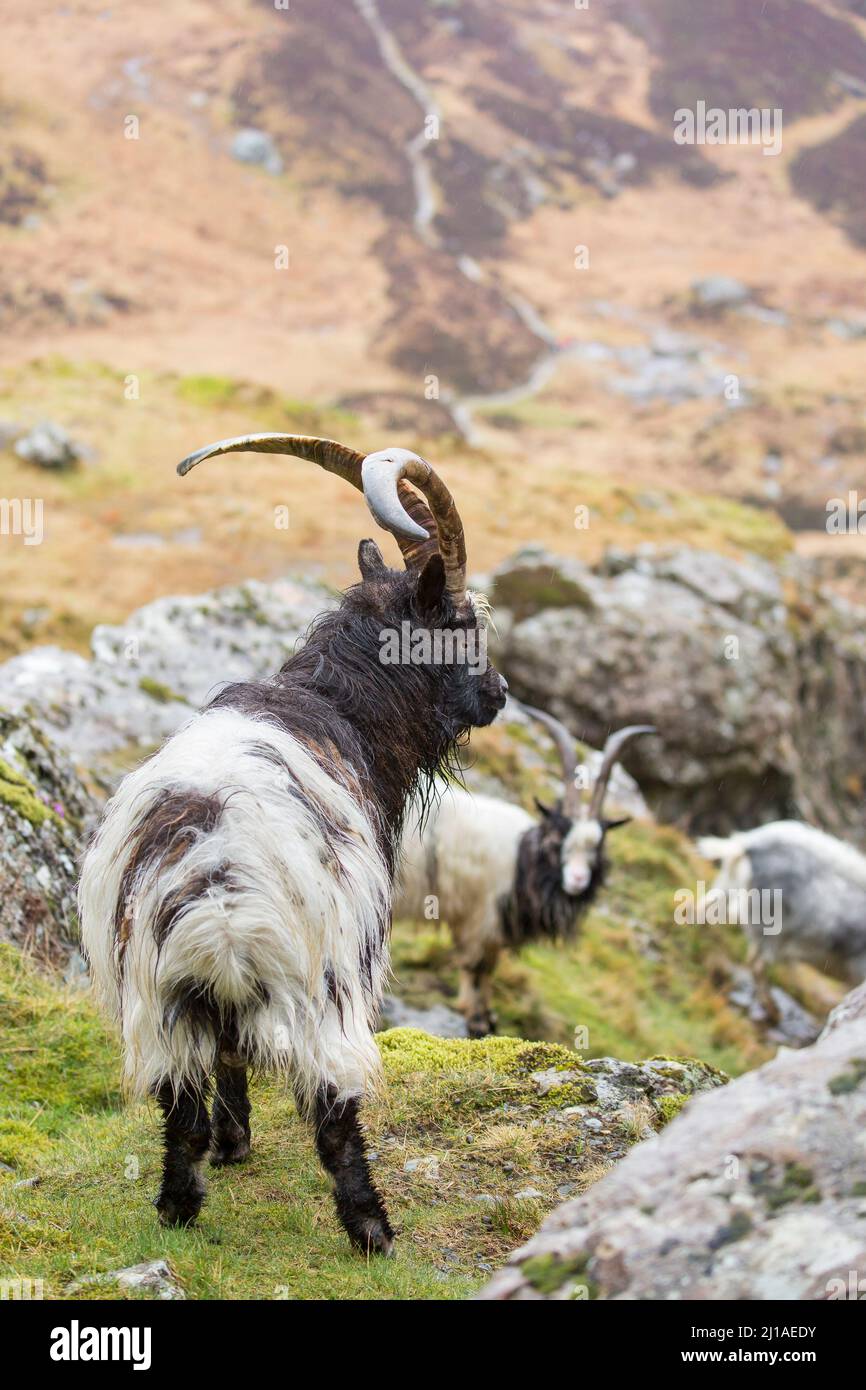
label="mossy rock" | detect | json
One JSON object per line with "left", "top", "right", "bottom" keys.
{"left": 0, "top": 755, "right": 59, "bottom": 827}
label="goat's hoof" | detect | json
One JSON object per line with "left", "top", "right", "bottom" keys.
{"left": 155, "top": 1188, "right": 204, "bottom": 1228}
{"left": 350, "top": 1218, "right": 395, "bottom": 1258}
{"left": 467, "top": 1015, "right": 494, "bottom": 1039}
{"left": 210, "top": 1132, "right": 251, "bottom": 1166}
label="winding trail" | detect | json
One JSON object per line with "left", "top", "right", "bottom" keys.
{"left": 352, "top": 0, "right": 572, "bottom": 441}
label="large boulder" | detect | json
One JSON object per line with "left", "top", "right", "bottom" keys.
{"left": 0, "top": 707, "right": 98, "bottom": 967}
{"left": 488, "top": 544, "right": 866, "bottom": 840}
{"left": 479, "top": 981, "right": 866, "bottom": 1300}
{"left": 0, "top": 578, "right": 332, "bottom": 789}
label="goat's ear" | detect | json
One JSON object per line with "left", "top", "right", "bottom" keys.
{"left": 602, "top": 815, "right": 631, "bottom": 833}
{"left": 534, "top": 798, "right": 554, "bottom": 819}
{"left": 415, "top": 553, "right": 446, "bottom": 619}
{"left": 358, "top": 539, "right": 387, "bottom": 580}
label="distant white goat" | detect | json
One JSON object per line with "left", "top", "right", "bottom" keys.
{"left": 393, "top": 704, "right": 655, "bottom": 1035}
{"left": 698, "top": 822, "right": 866, "bottom": 996}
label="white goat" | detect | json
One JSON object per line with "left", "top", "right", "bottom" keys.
{"left": 698, "top": 821, "right": 866, "bottom": 991}
{"left": 394, "top": 705, "right": 655, "bottom": 1035}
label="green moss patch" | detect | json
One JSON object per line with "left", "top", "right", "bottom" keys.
{"left": 137, "top": 676, "right": 187, "bottom": 705}
{"left": 0, "top": 756, "right": 60, "bottom": 827}
{"left": 828, "top": 1058, "right": 866, "bottom": 1096}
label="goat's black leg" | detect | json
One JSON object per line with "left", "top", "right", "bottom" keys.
{"left": 314, "top": 1086, "right": 394, "bottom": 1256}
{"left": 154, "top": 1080, "right": 211, "bottom": 1227}
{"left": 211, "top": 1057, "right": 252, "bottom": 1166}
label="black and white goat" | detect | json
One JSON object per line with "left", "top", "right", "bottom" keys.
{"left": 79, "top": 433, "right": 507, "bottom": 1255}
{"left": 698, "top": 821, "right": 866, "bottom": 995}
{"left": 393, "top": 705, "right": 655, "bottom": 1036}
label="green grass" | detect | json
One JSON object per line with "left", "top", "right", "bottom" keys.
{"left": 3, "top": 948, "right": 653, "bottom": 1300}
{"left": 0, "top": 945, "right": 118, "bottom": 1168}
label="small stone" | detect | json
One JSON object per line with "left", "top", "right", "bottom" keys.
{"left": 691, "top": 275, "right": 750, "bottom": 312}
{"left": 530, "top": 1067, "right": 578, "bottom": 1096}
{"left": 14, "top": 421, "right": 83, "bottom": 470}
{"left": 230, "top": 128, "right": 283, "bottom": 175}
{"left": 404, "top": 1156, "right": 440, "bottom": 1181}
{"left": 515, "top": 1187, "right": 544, "bottom": 1199}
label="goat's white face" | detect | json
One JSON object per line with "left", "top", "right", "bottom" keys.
{"left": 560, "top": 817, "right": 602, "bottom": 895}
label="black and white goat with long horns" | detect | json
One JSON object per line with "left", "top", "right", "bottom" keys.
{"left": 78, "top": 432, "right": 507, "bottom": 1255}
{"left": 393, "top": 705, "right": 655, "bottom": 1036}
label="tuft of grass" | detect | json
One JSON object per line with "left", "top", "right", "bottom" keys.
{"left": 0, "top": 944, "right": 119, "bottom": 1168}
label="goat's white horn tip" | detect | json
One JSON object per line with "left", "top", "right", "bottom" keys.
{"left": 177, "top": 446, "right": 212, "bottom": 477}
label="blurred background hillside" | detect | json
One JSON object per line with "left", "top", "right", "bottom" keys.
{"left": 3, "top": 0, "right": 866, "bottom": 655}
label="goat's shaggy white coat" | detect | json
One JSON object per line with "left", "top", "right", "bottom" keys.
{"left": 698, "top": 820, "right": 866, "bottom": 983}
{"left": 79, "top": 707, "right": 391, "bottom": 1107}
{"left": 395, "top": 786, "right": 533, "bottom": 949}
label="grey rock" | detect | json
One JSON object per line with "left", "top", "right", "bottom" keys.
{"left": 379, "top": 994, "right": 468, "bottom": 1038}
{"left": 0, "top": 707, "right": 99, "bottom": 965}
{"left": 404, "top": 1156, "right": 440, "bottom": 1181}
{"left": 489, "top": 544, "right": 866, "bottom": 838}
{"left": 728, "top": 966, "right": 821, "bottom": 1047}
{"left": 230, "top": 127, "right": 283, "bottom": 175}
{"left": 479, "top": 980, "right": 866, "bottom": 1301}
{"left": 826, "top": 315, "right": 866, "bottom": 341}
{"left": 68, "top": 1258, "right": 186, "bottom": 1300}
{"left": 0, "top": 577, "right": 331, "bottom": 788}
{"left": 14, "top": 421, "right": 83, "bottom": 470}
{"left": 530, "top": 1068, "right": 579, "bottom": 1096}
{"left": 691, "top": 275, "right": 751, "bottom": 312}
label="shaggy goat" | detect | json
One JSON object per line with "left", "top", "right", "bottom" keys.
{"left": 393, "top": 705, "right": 655, "bottom": 1035}
{"left": 698, "top": 822, "right": 866, "bottom": 996}
{"left": 78, "top": 433, "right": 507, "bottom": 1255}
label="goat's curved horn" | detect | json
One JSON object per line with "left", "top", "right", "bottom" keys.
{"left": 362, "top": 448, "right": 467, "bottom": 599}
{"left": 518, "top": 703, "right": 583, "bottom": 814}
{"left": 588, "top": 725, "right": 656, "bottom": 821}
{"left": 177, "top": 433, "right": 438, "bottom": 568}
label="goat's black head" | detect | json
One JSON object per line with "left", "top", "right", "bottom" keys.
{"left": 351, "top": 538, "right": 507, "bottom": 732}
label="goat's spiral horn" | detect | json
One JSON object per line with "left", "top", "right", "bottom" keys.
{"left": 588, "top": 725, "right": 656, "bottom": 821}
{"left": 518, "top": 703, "right": 583, "bottom": 812}
{"left": 176, "top": 432, "right": 453, "bottom": 577}
{"left": 519, "top": 703, "right": 655, "bottom": 819}
{"left": 361, "top": 448, "right": 466, "bottom": 599}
